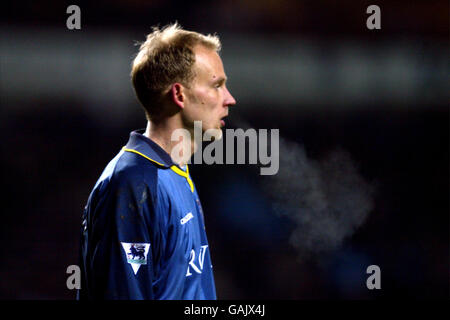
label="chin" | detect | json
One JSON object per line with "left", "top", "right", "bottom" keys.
{"left": 203, "top": 127, "right": 223, "bottom": 141}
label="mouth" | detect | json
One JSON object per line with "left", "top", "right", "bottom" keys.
{"left": 220, "top": 115, "right": 228, "bottom": 127}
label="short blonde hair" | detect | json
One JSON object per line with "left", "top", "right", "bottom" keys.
{"left": 131, "top": 23, "right": 221, "bottom": 120}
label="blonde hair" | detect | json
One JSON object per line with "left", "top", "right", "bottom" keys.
{"left": 131, "top": 23, "right": 221, "bottom": 120}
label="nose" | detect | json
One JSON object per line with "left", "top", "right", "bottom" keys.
{"left": 224, "top": 86, "right": 236, "bottom": 107}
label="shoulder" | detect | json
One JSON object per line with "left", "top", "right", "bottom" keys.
{"left": 92, "top": 149, "right": 169, "bottom": 201}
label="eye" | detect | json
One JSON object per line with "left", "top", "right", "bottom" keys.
{"left": 214, "top": 80, "right": 226, "bottom": 88}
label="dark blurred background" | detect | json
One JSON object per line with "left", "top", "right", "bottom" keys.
{"left": 0, "top": 0, "right": 448, "bottom": 299}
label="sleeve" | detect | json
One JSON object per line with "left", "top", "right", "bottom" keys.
{"left": 82, "top": 171, "right": 161, "bottom": 300}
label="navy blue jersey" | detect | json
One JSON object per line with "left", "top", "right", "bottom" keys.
{"left": 78, "top": 130, "right": 216, "bottom": 300}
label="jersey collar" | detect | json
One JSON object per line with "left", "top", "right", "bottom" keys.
{"left": 123, "top": 129, "right": 176, "bottom": 168}
{"left": 123, "top": 129, "right": 195, "bottom": 192}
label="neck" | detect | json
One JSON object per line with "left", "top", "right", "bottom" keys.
{"left": 144, "top": 119, "right": 197, "bottom": 167}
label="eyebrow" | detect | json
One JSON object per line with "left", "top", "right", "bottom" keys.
{"left": 212, "top": 76, "right": 227, "bottom": 85}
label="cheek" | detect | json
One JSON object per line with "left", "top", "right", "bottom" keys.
{"left": 198, "top": 90, "right": 218, "bottom": 107}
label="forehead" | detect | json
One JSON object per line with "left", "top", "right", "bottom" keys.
{"left": 192, "top": 45, "right": 226, "bottom": 82}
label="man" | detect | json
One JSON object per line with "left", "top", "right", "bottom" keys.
{"left": 78, "top": 23, "right": 236, "bottom": 300}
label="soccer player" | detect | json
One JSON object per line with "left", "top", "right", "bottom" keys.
{"left": 77, "top": 23, "right": 236, "bottom": 300}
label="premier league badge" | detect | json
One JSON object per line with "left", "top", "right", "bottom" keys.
{"left": 120, "top": 242, "right": 150, "bottom": 275}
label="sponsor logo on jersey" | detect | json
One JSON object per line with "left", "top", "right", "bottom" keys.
{"left": 186, "top": 245, "right": 209, "bottom": 277}
{"left": 120, "top": 242, "right": 150, "bottom": 275}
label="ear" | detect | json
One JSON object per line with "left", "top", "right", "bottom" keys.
{"left": 171, "top": 83, "right": 185, "bottom": 109}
